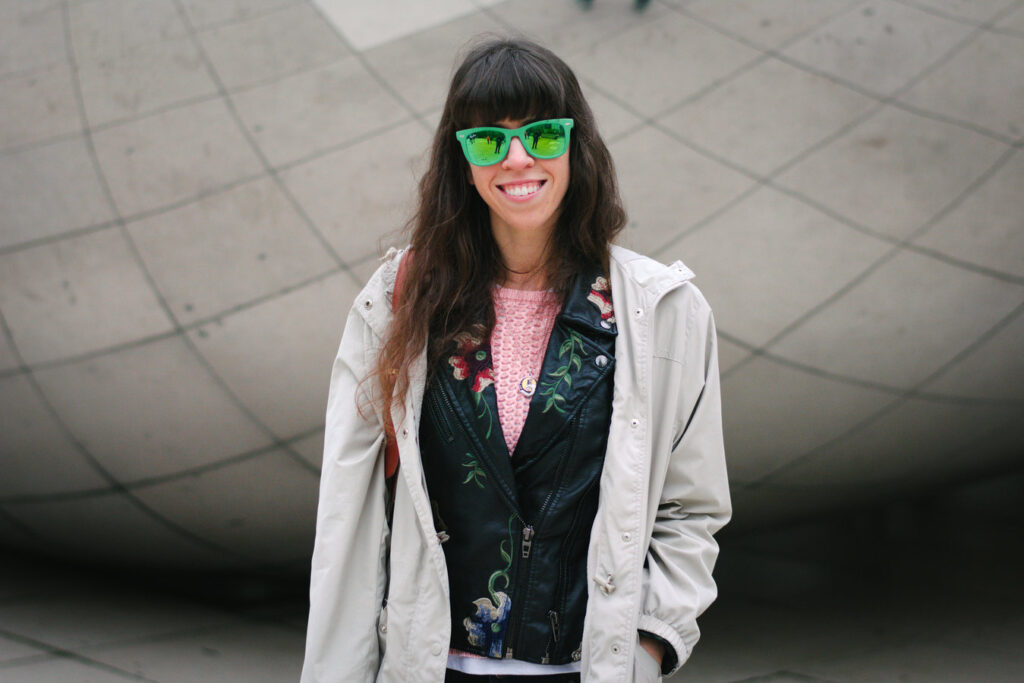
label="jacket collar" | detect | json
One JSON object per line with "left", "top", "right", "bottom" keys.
{"left": 557, "top": 269, "right": 618, "bottom": 339}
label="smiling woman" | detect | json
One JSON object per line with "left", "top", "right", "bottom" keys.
{"left": 302, "top": 37, "right": 731, "bottom": 683}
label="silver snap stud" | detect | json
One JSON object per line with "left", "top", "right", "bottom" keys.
{"left": 630, "top": 418, "right": 640, "bottom": 428}
{"left": 363, "top": 299, "right": 373, "bottom": 310}
{"left": 611, "top": 643, "right": 620, "bottom": 654}
{"left": 622, "top": 532, "right": 631, "bottom": 542}
{"left": 402, "top": 427, "right": 409, "bottom": 438}
{"left": 633, "top": 307, "right": 643, "bottom": 318}
{"left": 380, "top": 624, "right": 387, "bottom": 633}
{"left": 595, "top": 355, "right": 608, "bottom": 368}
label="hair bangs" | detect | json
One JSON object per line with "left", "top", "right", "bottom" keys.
{"left": 451, "top": 44, "right": 568, "bottom": 128}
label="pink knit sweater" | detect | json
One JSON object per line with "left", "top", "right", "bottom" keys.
{"left": 490, "top": 285, "right": 561, "bottom": 454}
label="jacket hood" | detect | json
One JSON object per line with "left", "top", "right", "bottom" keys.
{"left": 609, "top": 245, "right": 695, "bottom": 298}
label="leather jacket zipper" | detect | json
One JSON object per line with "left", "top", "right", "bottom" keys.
{"left": 505, "top": 416, "right": 582, "bottom": 658}
{"left": 521, "top": 525, "right": 535, "bottom": 558}
{"left": 543, "top": 474, "right": 598, "bottom": 660}
{"left": 428, "top": 389, "right": 456, "bottom": 443}
{"left": 548, "top": 609, "right": 560, "bottom": 643}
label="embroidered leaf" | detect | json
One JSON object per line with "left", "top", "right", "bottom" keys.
{"left": 540, "top": 329, "right": 586, "bottom": 414}
{"left": 544, "top": 393, "right": 567, "bottom": 414}
{"left": 460, "top": 454, "right": 487, "bottom": 488}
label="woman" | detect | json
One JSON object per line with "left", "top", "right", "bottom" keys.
{"left": 302, "top": 38, "right": 730, "bottom": 683}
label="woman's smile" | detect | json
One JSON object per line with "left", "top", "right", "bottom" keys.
{"left": 498, "top": 179, "right": 546, "bottom": 200}
{"left": 469, "top": 118, "right": 570, "bottom": 239}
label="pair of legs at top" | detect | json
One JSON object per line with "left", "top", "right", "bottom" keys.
{"left": 578, "top": 0, "right": 652, "bottom": 12}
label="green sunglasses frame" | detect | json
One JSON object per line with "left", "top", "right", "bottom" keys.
{"left": 455, "top": 118, "right": 574, "bottom": 166}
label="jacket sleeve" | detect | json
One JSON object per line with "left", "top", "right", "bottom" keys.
{"left": 638, "top": 302, "right": 731, "bottom": 676}
{"left": 301, "top": 304, "right": 389, "bottom": 683}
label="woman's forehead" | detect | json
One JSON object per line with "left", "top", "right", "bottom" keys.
{"left": 464, "top": 107, "right": 556, "bottom": 128}
{"left": 476, "top": 117, "right": 543, "bottom": 128}
{"left": 457, "top": 93, "right": 561, "bottom": 128}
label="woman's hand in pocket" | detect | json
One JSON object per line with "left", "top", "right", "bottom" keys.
{"left": 634, "top": 635, "right": 663, "bottom": 682}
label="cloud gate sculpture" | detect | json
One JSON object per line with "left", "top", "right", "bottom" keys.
{"left": 1, "top": 0, "right": 1022, "bottom": 570}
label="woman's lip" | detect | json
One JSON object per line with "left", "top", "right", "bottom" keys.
{"left": 498, "top": 179, "right": 546, "bottom": 200}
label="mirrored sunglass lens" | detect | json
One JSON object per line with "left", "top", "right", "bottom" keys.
{"left": 524, "top": 122, "right": 566, "bottom": 157}
{"left": 465, "top": 130, "right": 507, "bottom": 163}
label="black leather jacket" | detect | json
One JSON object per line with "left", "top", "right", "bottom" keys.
{"left": 419, "top": 270, "right": 617, "bottom": 665}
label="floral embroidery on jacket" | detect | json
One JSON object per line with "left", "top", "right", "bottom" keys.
{"left": 463, "top": 514, "right": 515, "bottom": 657}
{"left": 461, "top": 453, "right": 487, "bottom": 488}
{"left": 587, "top": 276, "right": 615, "bottom": 326}
{"left": 539, "top": 329, "right": 586, "bottom": 414}
{"left": 447, "top": 332, "right": 496, "bottom": 438}
{"left": 464, "top": 591, "right": 511, "bottom": 658}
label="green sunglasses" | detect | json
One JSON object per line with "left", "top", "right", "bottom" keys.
{"left": 455, "top": 118, "right": 574, "bottom": 166}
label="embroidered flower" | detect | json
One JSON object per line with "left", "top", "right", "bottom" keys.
{"left": 448, "top": 333, "right": 488, "bottom": 382}
{"left": 587, "top": 276, "right": 615, "bottom": 324}
{"left": 449, "top": 355, "right": 470, "bottom": 381}
{"left": 464, "top": 591, "right": 511, "bottom": 658}
{"left": 446, "top": 332, "right": 496, "bottom": 438}
{"left": 472, "top": 366, "right": 495, "bottom": 393}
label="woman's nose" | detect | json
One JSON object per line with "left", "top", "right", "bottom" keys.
{"left": 502, "top": 137, "right": 534, "bottom": 169}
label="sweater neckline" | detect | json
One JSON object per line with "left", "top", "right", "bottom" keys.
{"left": 492, "top": 284, "right": 558, "bottom": 303}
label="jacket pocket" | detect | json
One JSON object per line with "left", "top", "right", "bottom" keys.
{"left": 633, "top": 637, "right": 662, "bottom": 683}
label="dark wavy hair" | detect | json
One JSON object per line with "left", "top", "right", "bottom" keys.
{"left": 375, "top": 37, "right": 626, "bottom": 414}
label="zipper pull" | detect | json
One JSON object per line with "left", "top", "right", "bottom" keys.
{"left": 548, "top": 610, "right": 560, "bottom": 643}
{"left": 521, "top": 525, "right": 535, "bottom": 558}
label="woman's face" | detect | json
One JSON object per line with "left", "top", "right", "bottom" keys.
{"left": 467, "top": 118, "right": 570, "bottom": 244}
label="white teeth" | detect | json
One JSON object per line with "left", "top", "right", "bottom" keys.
{"left": 503, "top": 182, "right": 541, "bottom": 197}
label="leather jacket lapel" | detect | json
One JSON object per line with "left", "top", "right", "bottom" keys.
{"left": 435, "top": 335, "right": 520, "bottom": 514}
{"left": 431, "top": 270, "right": 618, "bottom": 513}
{"left": 513, "top": 271, "right": 617, "bottom": 465}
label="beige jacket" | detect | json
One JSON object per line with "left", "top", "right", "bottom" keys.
{"left": 302, "top": 245, "right": 731, "bottom": 682}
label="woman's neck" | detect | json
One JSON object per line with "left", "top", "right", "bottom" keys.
{"left": 492, "top": 226, "right": 555, "bottom": 291}
{"left": 501, "top": 264, "right": 551, "bottom": 290}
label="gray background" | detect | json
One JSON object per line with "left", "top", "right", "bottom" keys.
{"left": 1, "top": 0, "right": 1023, "bottom": 680}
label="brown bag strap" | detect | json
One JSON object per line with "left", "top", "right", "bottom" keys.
{"left": 383, "top": 252, "right": 412, "bottom": 480}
